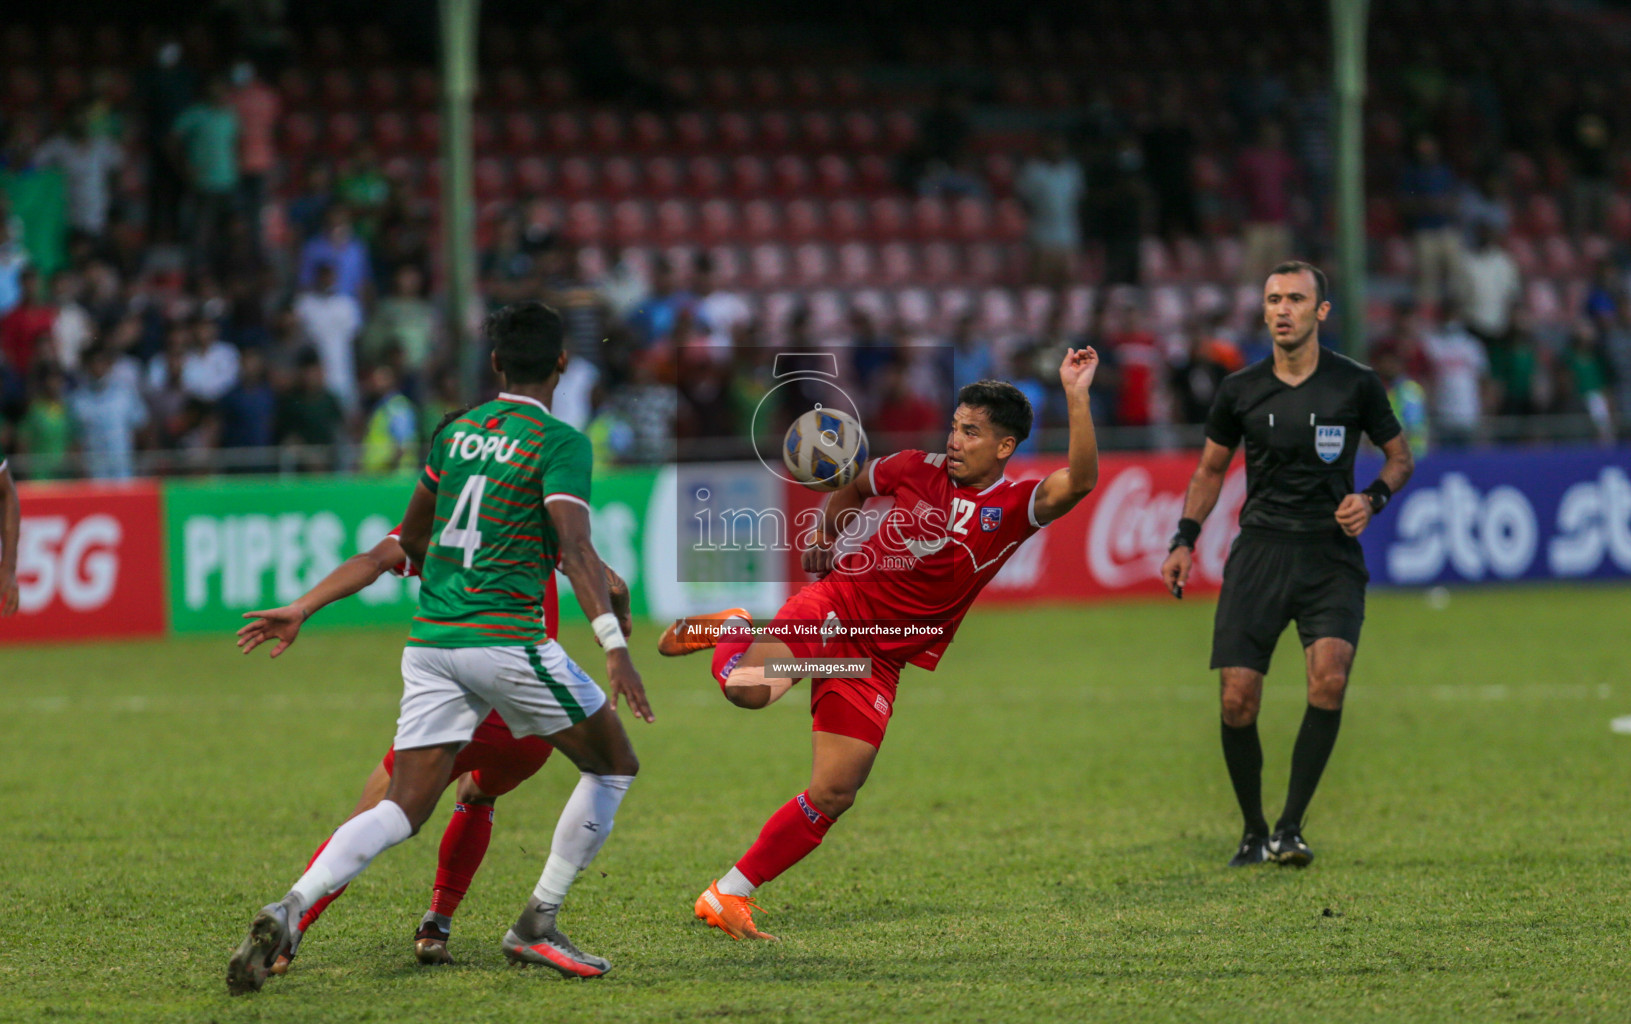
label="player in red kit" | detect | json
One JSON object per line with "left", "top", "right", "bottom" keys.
{"left": 659, "top": 348, "right": 1100, "bottom": 940}
{"left": 234, "top": 412, "right": 630, "bottom": 973}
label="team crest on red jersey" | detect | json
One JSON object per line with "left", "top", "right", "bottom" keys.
{"left": 979, "top": 506, "right": 1002, "bottom": 531}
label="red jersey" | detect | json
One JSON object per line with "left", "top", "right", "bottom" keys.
{"left": 813, "top": 449, "right": 1047, "bottom": 670}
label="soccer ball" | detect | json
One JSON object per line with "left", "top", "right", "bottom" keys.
{"left": 782, "top": 407, "right": 868, "bottom": 491}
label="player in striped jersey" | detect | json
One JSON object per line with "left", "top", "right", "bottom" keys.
{"left": 229, "top": 304, "right": 651, "bottom": 993}
{"left": 231, "top": 407, "right": 632, "bottom": 973}
{"left": 0, "top": 452, "right": 17, "bottom": 617}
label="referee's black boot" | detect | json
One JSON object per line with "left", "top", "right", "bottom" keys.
{"left": 1269, "top": 826, "right": 1315, "bottom": 867}
{"left": 1227, "top": 831, "right": 1273, "bottom": 867}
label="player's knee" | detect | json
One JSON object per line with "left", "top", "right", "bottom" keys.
{"left": 1308, "top": 670, "right": 1348, "bottom": 708}
{"left": 723, "top": 683, "right": 772, "bottom": 709}
{"left": 805, "top": 783, "right": 857, "bottom": 818}
{"left": 1220, "top": 688, "right": 1261, "bottom": 726}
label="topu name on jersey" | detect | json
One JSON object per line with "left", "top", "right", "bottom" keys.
{"left": 447, "top": 432, "right": 524, "bottom": 463}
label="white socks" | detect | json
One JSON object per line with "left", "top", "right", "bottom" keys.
{"left": 717, "top": 866, "right": 756, "bottom": 898}
{"left": 288, "top": 799, "right": 413, "bottom": 910}
{"left": 532, "top": 773, "right": 634, "bottom": 905}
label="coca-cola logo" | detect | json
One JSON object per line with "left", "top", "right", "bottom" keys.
{"left": 1085, "top": 466, "right": 1246, "bottom": 588}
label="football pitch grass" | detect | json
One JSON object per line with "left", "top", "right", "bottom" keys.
{"left": 2, "top": 585, "right": 1628, "bottom": 1023}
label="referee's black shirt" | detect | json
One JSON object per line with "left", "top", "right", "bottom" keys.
{"left": 1205, "top": 347, "right": 1402, "bottom": 534}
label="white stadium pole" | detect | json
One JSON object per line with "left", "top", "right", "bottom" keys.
{"left": 439, "top": 0, "right": 482, "bottom": 401}
{"left": 1332, "top": 0, "right": 1370, "bottom": 358}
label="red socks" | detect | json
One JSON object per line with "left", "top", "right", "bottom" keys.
{"left": 736, "top": 791, "right": 835, "bottom": 886}
{"left": 296, "top": 837, "right": 347, "bottom": 932}
{"left": 294, "top": 801, "right": 495, "bottom": 934}
{"left": 430, "top": 802, "right": 494, "bottom": 916}
{"left": 711, "top": 637, "right": 752, "bottom": 691}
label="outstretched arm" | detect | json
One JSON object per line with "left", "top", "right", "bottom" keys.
{"left": 237, "top": 535, "right": 407, "bottom": 657}
{"left": 1159, "top": 439, "right": 1236, "bottom": 597}
{"left": 1031, "top": 347, "right": 1101, "bottom": 525}
{"left": 550, "top": 499, "right": 653, "bottom": 723}
{"left": 0, "top": 465, "right": 19, "bottom": 617}
{"left": 802, "top": 470, "right": 878, "bottom": 577}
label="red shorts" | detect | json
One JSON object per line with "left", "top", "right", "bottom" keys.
{"left": 381, "top": 711, "right": 553, "bottom": 797}
{"left": 774, "top": 585, "right": 901, "bottom": 749}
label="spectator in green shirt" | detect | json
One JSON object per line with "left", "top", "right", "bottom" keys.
{"left": 170, "top": 76, "right": 240, "bottom": 269}
{"left": 19, "top": 365, "right": 74, "bottom": 480}
{"left": 361, "top": 264, "right": 437, "bottom": 372}
{"left": 1563, "top": 320, "right": 1616, "bottom": 443}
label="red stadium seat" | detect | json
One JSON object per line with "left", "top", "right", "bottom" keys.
{"left": 631, "top": 112, "right": 668, "bottom": 151}
{"left": 895, "top": 287, "right": 935, "bottom": 328}
{"left": 717, "top": 111, "right": 755, "bottom": 150}
{"left": 965, "top": 244, "right": 1009, "bottom": 284}
{"left": 663, "top": 68, "right": 701, "bottom": 104}
{"left": 565, "top": 201, "right": 607, "bottom": 243}
{"left": 707, "top": 245, "right": 744, "bottom": 287}
{"left": 800, "top": 111, "right": 838, "bottom": 151}
{"left": 840, "top": 111, "right": 879, "bottom": 150}
{"left": 502, "top": 112, "right": 540, "bottom": 153}
{"left": 699, "top": 199, "right": 740, "bottom": 243}
{"left": 557, "top": 157, "right": 596, "bottom": 198}
{"left": 601, "top": 157, "right": 640, "bottom": 197}
{"left": 743, "top": 199, "right": 782, "bottom": 241}
{"left": 471, "top": 113, "right": 497, "bottom": 152}
{"left": 515, "top": 156, "right": 552, "bottom": 196}
{"left": 792, "top": 243, "right": 833, "bottom": 286}
{"left": 882, "top": 111, "right": 919, "bottom": 152}
{"left": 707, "top": 69, "right": 742, "bottom": 105}
{"left": 607, "top": 201, "right": 649, "bottom": 249}
{"left": 1505, "top": 236, "right": 1539, "bottom": 276}
{"left": 656, "top": 199, "right": 695, "bottom": 243}
{"left": 546, "top": 112, "right": 583, "bottom": 150}
{"left": 785, "top": 199, "right": 823, "bottom": 240}
{"left": 1525, "top": 195, "right": 1564, "bottom": 237}
{"left": 993, "top": 199, "right": 1027, "bottom": 242}
{"left": 325, "top": 112, "right": 363, "bottom": 155}
{"left": 412, "top": 112, "right": 442, "bottom": 153}
{"left": 868, "top": 198, "right": 909, "bottom": 241}
{"left": 730, "top": 156, "right": 770, "bottom": 197}
{"left": 1607, "top": 193, "right": 1631, "bottom": 242}
{"left": 789, "top": 68, "right": 827, "bottom": 106}
{"left": 912, "top": 197, "right": 949, "bottom": 240}
{"left": 673, "top": 112, "right": 712, "bottom": 151}
{"left": 372, "top": 112, "right": 408, "bottom": 152}
{"left": 1140, "top": 237, "right": 1175, "bottom": 284}
{"left": 837, "top": 242, "right": 875, "bottom": 285}
{"left": 320, "top": 70, "right": 356, "bottom": 108}
{"left": 282, "top": 112, "right": 319, "bottom": 154}
{"left": 814, "top": 154, "right": 853, "bottom": 197}
{"left": 1541, "top": 235, "right": 1578, "bottom": 277}
{"left": 645, "top": 157, "right": 683, "bottom": 196}
{"left": 773, "top": 155, "right": 812, "bottom": 196}
{"left": 879, "top": 243, "right": 918, "bottom": 284}
{"left": 758, "top": 111, "right": 794, "bottom": 151}
{"left": 749, "top": 244, "right": 789, "bottom": 287}
{"left": 587, "top": 111, "right": 626, "bottom": 151}
{"left": 949, "top": 197, "right": 992, "bottom": 242}
{"left": 364, "top": 69, "right": 404, "bottom": 111}
{"left": 408, "top": 68, "right": 439, "bottom": 107}
{"left": 828, "top": 200, "right": 865, "bottom": 240}
{"left": 491, "top": 67, "right": 531, "bottom": 108}
{"left": 856, "top": 155, "right": 893, "bottom": 194}
{"left": 832, "top": 69, "right": 865, "bottom": 104}
{"left": 687, "top": 157, "right": 727, "bottom": 197}
{"left": 474, "top": 157, "right": 510, "bottom": 201}
{"left": 747, "top": 68, "right": 785, "bottom": 106}
{"left": 921, "top": 242, "right": 961, "bottom": 284}
{"left": 982, "top": 154, "right": 1017, "bottom": 196}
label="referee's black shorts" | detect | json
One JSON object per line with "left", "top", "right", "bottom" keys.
{"left": 1210, "top": 526, "right": 1369, "bottom": 674}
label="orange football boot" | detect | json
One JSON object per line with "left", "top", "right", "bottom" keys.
{"left": 694, "top": 882, "right": 778, "bottom": 941}
{"left": 657, "top": 608, "right": 752, "bottom": 656}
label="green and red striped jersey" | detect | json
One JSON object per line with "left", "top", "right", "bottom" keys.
{"left": 408, "top": 393, "right": 592, "bottom": 648}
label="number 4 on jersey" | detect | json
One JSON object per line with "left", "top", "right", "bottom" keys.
{"left": 439, "top": 475, "right": 487, "bottom": 567}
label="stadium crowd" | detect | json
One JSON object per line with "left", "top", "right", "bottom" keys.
{"left": 2, "top": 6, "right": 1630, "bottom": 479}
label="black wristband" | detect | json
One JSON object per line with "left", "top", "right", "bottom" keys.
{"left": 1170, "top": 517, "right": 1201, "bottom": 552}
{"left": 1362, "top": 480, "right": 1392, "bottom": 515}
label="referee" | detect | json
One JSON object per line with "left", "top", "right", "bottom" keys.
{"left": 1160, "top": 261, "right": 1414, "bottom": 867}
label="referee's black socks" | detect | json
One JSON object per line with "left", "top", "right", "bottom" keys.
{"left": 1220, "top": 721, "right": 1270, "bottom": 837}
{"left": 1278, "top": 705, "right": 1343, "bottom": 832}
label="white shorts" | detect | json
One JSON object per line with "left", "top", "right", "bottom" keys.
{"left": 395, "top": 642, "right": 607, "bottom": 751}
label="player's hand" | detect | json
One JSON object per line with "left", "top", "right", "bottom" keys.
{"left": 801, "top": 532, "right": 836, "bottom": 577}
{"left": 0, "top": 567, "right": 18, "bottom": 617}
{"left": 236, "top": 604, "right": 309, "bottom": 658}
{"left": 1160, "top": 546, "right": 1193, "bottom": 599}
{"left": 1059, "top": 346, "right": 1100, "bottom": 395}
{"left": 606, "top": 650, "right": 654, "bottom": 723}
{"left": 1335, "top": 493, "right": 1372, "bottom": 537}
